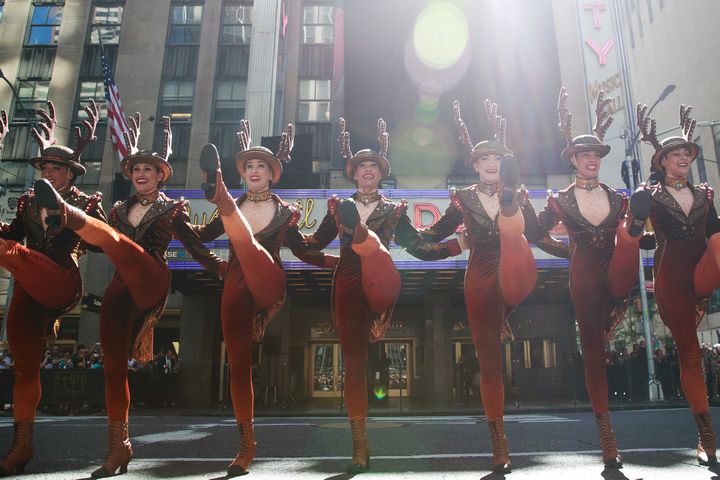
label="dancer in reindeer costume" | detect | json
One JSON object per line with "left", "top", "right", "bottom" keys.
{"left": 414, "top": 99, "right": 537, "bottom": 473}
{"left": 196, "top": 121, "right": 335, "bottom": 477}
{"left": 0, "top": 101, "right": 106, "bottom": 477}
{"left": 529, "top": 88, "right": 651, "bottom": 468}
{"left": 635, "top": 103, "right": 720, "bottom": 466}
{"left": 34, "top": 114, "right": 224, "bottom": 477}
{"left": 305, "top": 118, "right": 461, "bottom": 473}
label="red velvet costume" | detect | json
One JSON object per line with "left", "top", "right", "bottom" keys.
{"left": 197, "top": 193, "right": 327, "bottom": 424}
{"left": 419, "top": 187, "right": 538, "bottom": 417}
{"left": 0, "top": 101, "right": 107, "bottom": 477}
{"left": 635, "top": 102, "right": 720, "bottom": 465}
{"left": 309, "top": 193, "right": 460, "bottom": 418}
{"left": 102, "top": 192, "right": 223, "bottom": 419}
{"left": 534, "top": 185, "right": 639, "bottom": 407}
{"left": 2, "top": 188, "right": 105, "bottom": 421}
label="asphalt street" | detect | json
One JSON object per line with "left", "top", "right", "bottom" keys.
{"left": 1, "top": 407, "right": 719, "bottom": 479}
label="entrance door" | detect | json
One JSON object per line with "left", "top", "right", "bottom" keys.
{"left": 308, "top": 343, "right": 343, "bottom": 398}
{"left": 384, "top": 342, "right": 411, "bottom": 397}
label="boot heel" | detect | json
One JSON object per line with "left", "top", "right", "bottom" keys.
{"left": 119, "top": 462, "right": 128, "bottom": 474}
{"left": 199, "top": 143, "right": 221, "bottom": 199}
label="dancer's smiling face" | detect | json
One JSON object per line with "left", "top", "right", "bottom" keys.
{"left": 130, "top": 162, "right": 163, "bottom": 196}
{"left": 473, "top": 154, "right": 501, "bottom": 185}
{"left": 40, "top": 162, "right": 74, "bottom": 191}
{"left": 353, "top": 160, "right": 382, "bottom": 191}
{"left": 240, "top": 158, "right": 272, "bottom": 192}
{"left": 571, "top": 150, "right": 602, "bottom": 179}
{"left": 661, "top": 147, "right": 692, "bottom": 179}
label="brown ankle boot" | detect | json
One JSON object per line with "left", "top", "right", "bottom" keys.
{"left": 695, "top": 411, "right": 718, "bottom": 466}
{"left": 227, "top": 420, "right": 256, "bottom": 477}
{"left": 0, "top": 422, "right": 33, "bottom": 476}
{"left": 487, "top": 417, "right": 511, "bottom": 473}
{"left": 626, "top": 188, "right": 651, "bottom": 237}
{"left": 33, "top": 179, "right": 86, "bottom": 230}
{"left": 347, "top": 417, "right": 370, "bottom": 474}
{"left": 595, "top": 413, "right": 623, "bottom": 468}
{"left": 91, "top": 421, "right": 132, "bottom": 478}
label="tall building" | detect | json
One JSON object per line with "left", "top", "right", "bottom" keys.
{"left": 0, "top": 0, "right": 711, "bottom": 407}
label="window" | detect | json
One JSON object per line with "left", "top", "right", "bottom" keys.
{"left": 89, "top": 4, "right": 123, "bottom": 45}
{"left": 14, "top": 80, "right": 49, "bottom": 121}
{"left": 302, "top": 5, "right": 333, "bottom": 44}
{"left": 522, "top": 338, "right": 558, "bottom": 369}
{"left": 77, "top": 81, "right": 108, "bottom": 120}
{"left": 298, "top": 79, "right": 330, "bottom": 122}
{"left": 160, "top": 80, "right": 194, "bottom": 121}
{"left": 0, "top": 4, "right": 5, "bottom": 23}
{"left": 17, "top": 47, "right": 55, "bottom": 80}
{"left": 1, "top": 125, "right": 34, "bottom": 166}
{"left": 221, "top": 4, "right": 252, "bottom": 44}
{"left": 27, "top": 4, "right": 63, "bottom": 45}
{"left": 214, "top": 79, "right": 246, "bottom": 122}
{"left": 155, "top": 123, "right": 190, "bottom": 186}
{"left": 168, "top": 4, "right": 202, "bottom": 45}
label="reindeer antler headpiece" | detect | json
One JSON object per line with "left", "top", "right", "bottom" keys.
{"left": 234, "top": 119, "right": 295, "bottom": 185}
{"left": 119, "top": 114, "right": 174, "bottom": 186}
{"left": 637, "top": 102, "right": 700, "bottom": 173}
{"left": 453, "top": 99, "right": 512, "bottom": 167}
{"left": 558, "top": 87, "right": 612, "bottom": 163}
{"left": 29, "top": 100, "right": 100, "bottom": 177}
{"left": 339, "top": 117, "right": 391, "bottom": 183}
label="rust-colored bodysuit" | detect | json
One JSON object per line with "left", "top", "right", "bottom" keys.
{"left": 99, "top": 192, "right": 223, "bottom": 421}
{"left": 418, "top": 186, "right": 537, "bottom": 420}
{"left": 532, "top": 183, "right": 639, "bottom": 414}
{"left": 642, "top": 183, "right": 720, "bottom": 414}
{"left": 0, "top": 186, "right": 105, "bottom": 422}
{"left": 308, "top": 193, "right": 459, "bottom": 419}
{"left": 198, "top": 193, "right": 328, "bottom": 421}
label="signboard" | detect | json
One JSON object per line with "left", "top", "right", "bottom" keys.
{"left": 165, "top": 188, "right": 569, "bottom": 271}
{"left": 575, "top": 1, "right": 629, "bottom": 188}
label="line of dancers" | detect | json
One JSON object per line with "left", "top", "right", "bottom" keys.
{"left": 0, "top": 85, "right": 718, "bottom": 477}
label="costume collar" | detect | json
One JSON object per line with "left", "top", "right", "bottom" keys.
{"left": 574, "top": 176, "right": 600, "bottom": 191}
{"left": 475, "top": 181, "right": 499, "bottom": 196}
{"left": 247, "top": 189, "right": 273, "bottom": 203}
{"left": 137, "top": 190, "right": 159, "bottom": 206}
{"left": 355, "top": 191, "right": 381, "bottom": 206}
{"left": 664, "top": 175, "right": 688, "bottom": 190}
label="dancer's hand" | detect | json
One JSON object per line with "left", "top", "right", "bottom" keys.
{"left": 457, "top": 229, "right": 470, "bottom": 250}
{"left": 323, "top": 255, "right": 339, "bottom": 269}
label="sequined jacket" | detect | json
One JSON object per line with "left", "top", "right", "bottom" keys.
{"left": 419, "top": 186, "right": 541, "bottom": 251}
{"left": 308, "top": 194, "right": 461, "bottom": 260}
{"left": 640, "top": 183, "right": 720, "bottom": 251}
{"left": 0, "top": 186, "right": 106, "bottom": 269}
{"left": 197, "top": 193, "right": 328, "bottom": 268}
{"left": 530, "top": 183, "right": 626, "bottom": 258}
{"left": 110, "top": 192, "right": 223, "bottom": 273}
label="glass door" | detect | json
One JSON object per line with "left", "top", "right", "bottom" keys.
{"left": 384, "top": 342, "right": 411, "bottom": 397}
{"left": 308, "top": 343, "right": 343, "bottom": 398}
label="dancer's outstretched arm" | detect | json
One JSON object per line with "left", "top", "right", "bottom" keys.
{"left": 172, "top": 202, "right": 226, "bottom": 274}
{"left": 394, "top": 206, "right": 461, "bottom": 261}
{"left": 302, "top": 196, "right": 341, "bottom": 251}
{"left": 528, "top": 196, "right": 569, "bottom": 259}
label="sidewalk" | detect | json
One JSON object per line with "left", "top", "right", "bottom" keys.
{"left": 118, "top": 396, "right": 697, "bottom": 417}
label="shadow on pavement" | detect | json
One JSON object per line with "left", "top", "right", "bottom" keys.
{"left": 601, "top": 467, "right": 630, "bottom": 480}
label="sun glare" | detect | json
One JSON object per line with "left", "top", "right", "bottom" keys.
{"left": 413, "top": 3, "right": 469, "bottom": 70}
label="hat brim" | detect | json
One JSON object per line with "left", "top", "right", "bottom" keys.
{"left": 235, "top": 150, "right": 283, "bottom": 185}
{"left": 465, "top": 146, "right": 513, "bottom": 167}
{"left": 121, "top": 154, "right": 173, "bottom": 186}
{"left": 650, "top": 141, "right": 699, "bottom": 172}
{"left": 561, "top": 144, "right": 611, "bottom": 163}
{"left": 344, "top": 154, "right": 391, "bottom": 183}
{"left": 29, "top": 157, "right": 87, "bottom": 176}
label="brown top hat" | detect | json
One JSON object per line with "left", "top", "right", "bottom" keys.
{"left": 636, "top": 103, "right": 699, "bottom": 172}
{"left": 340, "top": 117, "right": 391, "bottom": 183}
{"left": 234, "top": 119, "right": 294, "bottom": 185}
{"left": 557, "top": 87, "right": 613, "bottom": 163}
{"left": 29, "top": 100, "right": 100, "bottom": 177}
{"left": 453, "top": 99, "right": 513, "bottom": 167}
{"left": 120, "top": 113, "right": 173, "bottom": 186}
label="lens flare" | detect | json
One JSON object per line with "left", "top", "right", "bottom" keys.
{"left": 413, "top": 3, "right": 469, "bottom": 70}
{"left": 373, "top": 387, "right": 388, "bottom": 400}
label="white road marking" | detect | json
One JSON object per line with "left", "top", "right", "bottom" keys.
{"left": 133, "top": 429, "right": 212, "bottom": 444}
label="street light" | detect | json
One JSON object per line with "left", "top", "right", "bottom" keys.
{"left": 620, "top": 83, "right": 676, "bottom": 402}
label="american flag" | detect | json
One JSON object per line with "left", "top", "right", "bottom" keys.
{"left": 100, "top": 48, "right": 130, "bottom": 160}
